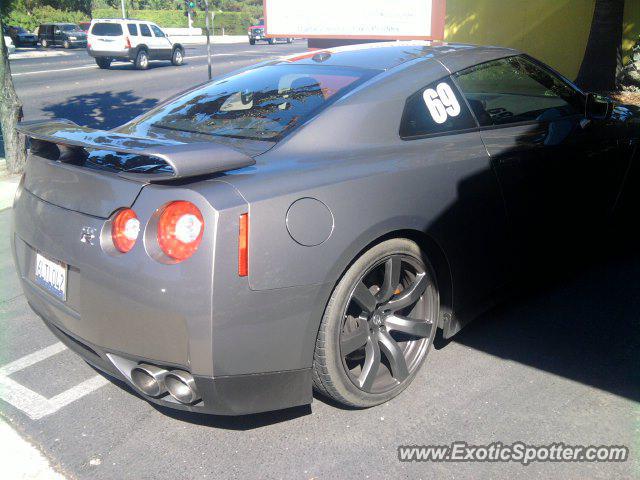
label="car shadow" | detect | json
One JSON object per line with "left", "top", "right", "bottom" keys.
{"left": 42, "top": 90, "right": 158, "bottom": 129}
{"left": 440, "top": 241, "right": 640, "bottom": 403}
{"left": 105, "top": 61, "right": 179, "bottom": 72}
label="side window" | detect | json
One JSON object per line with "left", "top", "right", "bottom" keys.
{"left": 454, "top": 56, "right": 582, "bottom": 127}
{"left": 150, "top": 25, "right": 165, "bottom": 38}
{"left": 140, "top": 24, "right": 152, "bottom": 37}
{"left": 127, "top": 24, "right": 138, "bottom": 36}
{"left": 400, "top": 78, "right": 476, "bottom": 139}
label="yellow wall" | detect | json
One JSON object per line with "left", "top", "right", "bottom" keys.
{"left": 444, "top": 0, "right": 640, "bottom": 80}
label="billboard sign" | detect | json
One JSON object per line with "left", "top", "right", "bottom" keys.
{"left": 264, "top": 0, "right": 447, "bottom": 40}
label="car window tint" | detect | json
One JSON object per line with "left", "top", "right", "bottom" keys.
{"left": 127, "top": 24, "right": 138, "bottom": 36}
{"left": 130, "top": 64, "right": 378, "bottom": 141}
{"left": 91, "top": 23, "right": 123, "bottom": 36}
{"left": 400, "top": 78, "right": 476, "bottom": 139}
{"left": 140, "top": 24, "right": 152, "bottom": 37}
{"left": 150, "top": 25, "right": 164, "bottom": 37}
{"left": 454, "top": 56, "right": 582, "bottom": 127}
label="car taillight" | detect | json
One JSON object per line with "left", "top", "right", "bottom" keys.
{"left": 238, "top": 213, "right": 249, "bottom": 277}
{"left": 111, "top": 208, "right": 140, "bottom": 253}
{"left": 157, "top": 201, "right": 204, "bottom": 262}
{"left": 124, "top": 36, "right": 131, "bottom": 49}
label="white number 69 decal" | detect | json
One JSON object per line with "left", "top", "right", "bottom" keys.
{"left": 423, "top": 82, "right": 462, "bottom": 124}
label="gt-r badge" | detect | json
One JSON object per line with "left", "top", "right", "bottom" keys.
{"left": 80, "top": 226, "right": 97, "bottom": 245}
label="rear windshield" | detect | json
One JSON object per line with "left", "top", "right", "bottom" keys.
{"left": 61, "top": 24, "right": 81, "bottom": 32}
{"left": 91, "top": 23, "right": 123, "bottom": 36}
{"left": 131, "top": 64, "right": 377, "bottom": 141}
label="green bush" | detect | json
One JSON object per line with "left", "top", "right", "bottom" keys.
{"left": 91, "top": 9, "right": 254, "bottom": 34}
{"left": 3, "top": 6, "right": 89, "bottom": 32}
{"left": 2, "top": 7, "right": 256, "bottom": 35}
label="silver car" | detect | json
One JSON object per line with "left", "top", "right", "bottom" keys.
{"left": 11, "top": 42, "right": 639, "bottom": 415}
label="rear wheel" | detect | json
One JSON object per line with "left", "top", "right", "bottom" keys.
{"left": 95, "top": 57, "right": 112, "bottom": 69}
{"left": 268, "top": 38, "right": 274, "bottom": 45}
{"left": 249, "top": 39, "right": 255, "bottom": 45}
{"left": 313, "top": 238, "right": 439, "bottom": 408}
{"left": 135, "top": 49, "right": 149, "bottom": 70}
{"left": 171, "top": 47, "right": 184, "bottom": 66}
{"left": 41, "top": 39, "right": 48, "bottom": 48}
{"left": 63, "top": 40, "right": 70, "bottom": 49}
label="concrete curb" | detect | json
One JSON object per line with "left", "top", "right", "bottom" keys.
{"left": 0, "top": 157, "right": 20, "bottom": 211}
{"left": 0, "top": 418, "right": 67, "bottom": 480}
{"left": 9, "top": 49, "right": 72, "bottom": 60}
{"left": 169, "top": 35, "right": 247, "bottom": 45}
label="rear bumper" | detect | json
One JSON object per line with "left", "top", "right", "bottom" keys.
{"left": 88, "top": 48, "right": 133, "bottom": 60}
{"left": 36, "top": 303, "right": 312, "bottom": 415}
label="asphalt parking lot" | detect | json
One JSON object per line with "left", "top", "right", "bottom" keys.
{"left": 1, "top": 42, "right": 639, "bottom": 479}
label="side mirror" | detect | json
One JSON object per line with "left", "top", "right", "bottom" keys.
{"left": 585, "top": 92, "right": 611, "bottom": 120}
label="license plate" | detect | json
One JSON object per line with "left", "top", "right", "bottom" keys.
{"left": 35, "top": 252, "right": 67, "bottom": 301}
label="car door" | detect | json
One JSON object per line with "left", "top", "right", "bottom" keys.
{"left": 150, "top": 24, "right": 172, "bottom": 60}
{"left": 53, "top": 25, "right": 63, "bottom": 45}
{"left": 453, "top": 55, "right": 633, "bottom": 253}
{"left": 139, "top": 23, "right": 155, "bottom": 55}
{"left": 400, "top": 76, "right": 511, "bottom": 316}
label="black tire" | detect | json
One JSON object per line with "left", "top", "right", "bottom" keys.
{"left": 171, "top": 47, "right": 184, "bottom": 66}
{"left": 313, "top": 238, "right": 439, "bottom": 408}
{"left": 134, "top": 49, "right": 149, "bottom": 70}
{"left": 268, "top": 38, "right": 274, "bottom": 45}
{"left": 63, "top": 40, "right": 70, "bottom": 49}
{"left": 95, "top": 58, "right": 112, "bottom": 69}
{"left": 287, "top": 38, "right": 293, "bottom": 44}
{"left": 249, "top": 39, "right": 255, "bottom": 45}
{"left": 41, "top": 39, "right": 48, "bottom": 48}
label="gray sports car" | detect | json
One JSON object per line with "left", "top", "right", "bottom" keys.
{"left": 11, "top": 42, "right": 639, "bottom": 415}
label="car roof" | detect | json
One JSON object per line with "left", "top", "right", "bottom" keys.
{"left": 276, "top": 41, "right": 519, "bottom": 72}
{"left": 91, "top": 19, "right": 155, "bottom": 24}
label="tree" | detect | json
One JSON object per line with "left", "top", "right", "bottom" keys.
{"left": 576, "top": 0, "right": 626, "bottom": 92}
{"left": 0, "top": 16, "right": 26, "bottom": 174}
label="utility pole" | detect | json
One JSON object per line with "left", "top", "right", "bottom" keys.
{"left": 120, "top": 0, "right": 126, "bottom": 19}
{"left": 200, "top": 0, "right": 214, "bottom": 80}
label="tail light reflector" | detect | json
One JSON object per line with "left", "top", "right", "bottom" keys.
{"left": 157, "top": 201, "right": 204, "bottom": 262}
{"left": 238, "top": 213, "right": 249, "bottom": 277}
{"left": 111, "top": 208, "right": 140, "bottom": 253}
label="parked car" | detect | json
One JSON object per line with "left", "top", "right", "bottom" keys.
{"left": 3, "top": 35, "right": 16, "bottom": 55}
{"left": 12, "top": 42, "right": 640, "bottom": 416}
{"left": 248, "top": 18, "right": 292, "bottom": 45}
{"left": 38, "top": 23, "right": 87, "bottom": 48}
{"left": 87, "top": 19, "right": 185, "bottom": 70}
{"left": 5, "top": 25, "right": 38, "bottom": 47}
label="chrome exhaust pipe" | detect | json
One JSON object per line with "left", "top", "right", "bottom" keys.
{"left": 130, "top": 364, "right": 168, "bottom": 397}
{"left": 164, "top": 370, "right": 200, "bottom": 404}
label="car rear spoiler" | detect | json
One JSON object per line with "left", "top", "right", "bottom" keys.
{"left": 16, "top": 119, "right": 256, "bottom": 182}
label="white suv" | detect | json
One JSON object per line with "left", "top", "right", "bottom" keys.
{"left": 87, "top": 19, "right": 184, "bottom": 70}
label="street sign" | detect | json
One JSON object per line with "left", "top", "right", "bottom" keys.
{"left": 264, "top": 0, "right": 446, "bottom": 40}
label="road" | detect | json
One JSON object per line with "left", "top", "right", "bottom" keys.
{"left": 1, "top": 42, "right": 638, "bottom": 480}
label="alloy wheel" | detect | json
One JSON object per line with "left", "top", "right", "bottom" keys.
{"left": 339, "top": 254, "right": 436, "bottom": 394}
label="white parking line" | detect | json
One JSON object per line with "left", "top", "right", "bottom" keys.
{"left": 0, "top": 343, "right": 109, "bottom": 420}
{"left": 0, "top": 342, "right": 66, "bottom": 375}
